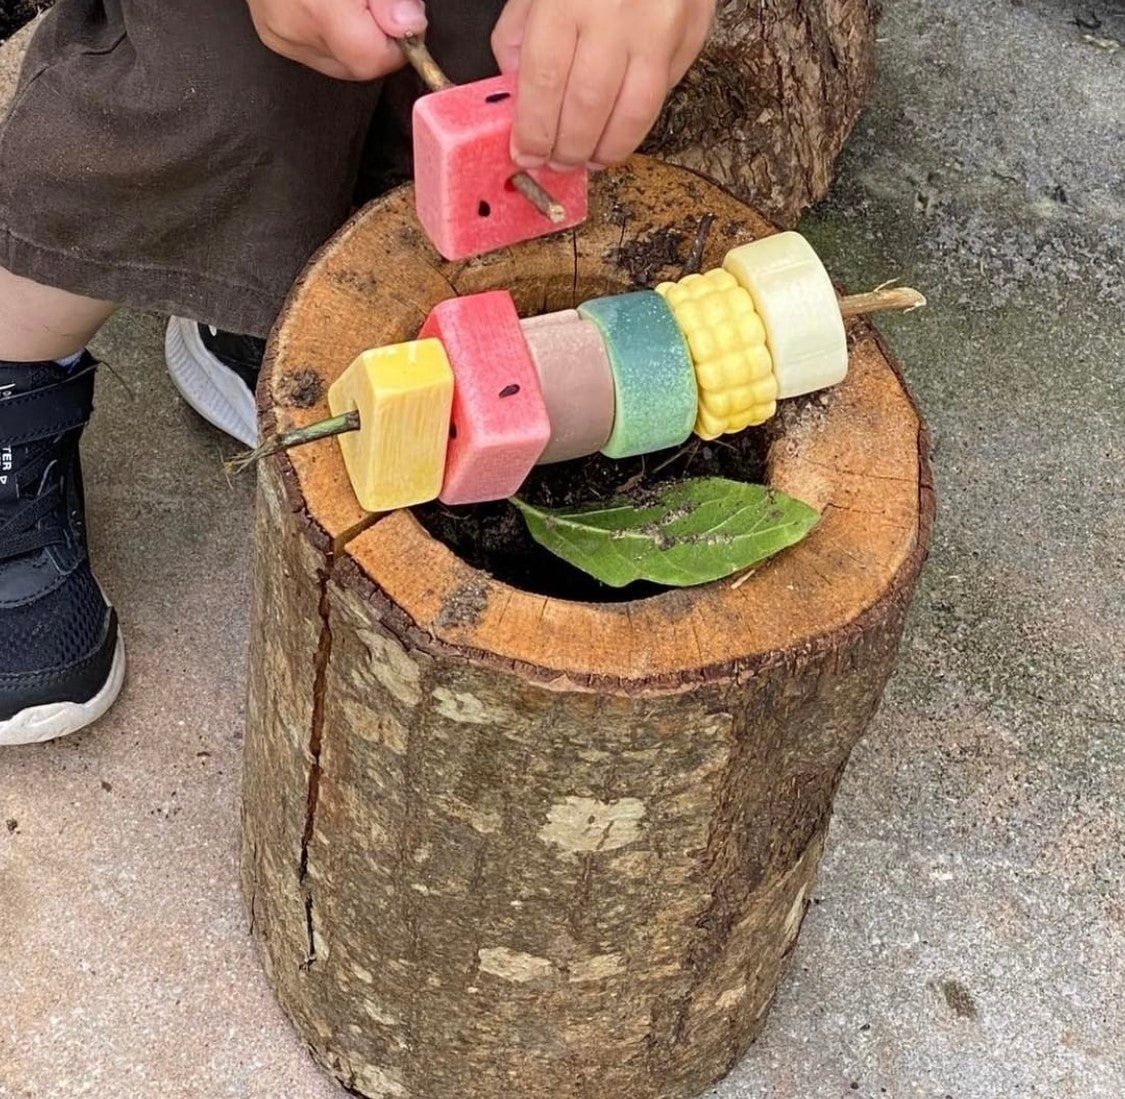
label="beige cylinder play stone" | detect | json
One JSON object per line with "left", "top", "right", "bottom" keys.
{"left": 240, "top": 159, "right": 933, "bottom": 1099}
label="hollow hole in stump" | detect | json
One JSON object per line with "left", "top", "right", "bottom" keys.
{"left": 414, "top": 387, "right": 777, "bottom": 603}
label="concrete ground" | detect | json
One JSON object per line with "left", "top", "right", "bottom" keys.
{"left": 1, "top": 1, "right": 1122, "bottom": 1096}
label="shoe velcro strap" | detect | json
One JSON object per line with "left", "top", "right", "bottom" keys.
{"left": 0, "top": 364, "right": 96, "bottom": 445}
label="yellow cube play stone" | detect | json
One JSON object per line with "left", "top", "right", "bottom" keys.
{"left": 327, "top": 339, "right": 454, "bottom": 513}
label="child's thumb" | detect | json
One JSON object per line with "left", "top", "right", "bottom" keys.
{"left": 368, "top": 0, "right": 428, "bottom": 37}
{"left": 491, "top": 0, "right": 532, "bottom": 73}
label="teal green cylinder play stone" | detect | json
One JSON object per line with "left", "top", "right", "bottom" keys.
{"left": 578, "top": 291, "right": 698, "bottom": 459}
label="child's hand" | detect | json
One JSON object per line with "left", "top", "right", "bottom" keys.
{"left": 246, "top": 0, "right": 427, "bottom": 81}
{"left": 492, "top": 0, "right": 714, "bottom": 171}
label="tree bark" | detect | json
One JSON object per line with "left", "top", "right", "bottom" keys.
{"left": 648, "top": 0, "right": 881, "bottom": 226}
{"left": 241, "top": 160, "right": 932, "bottom": 1099}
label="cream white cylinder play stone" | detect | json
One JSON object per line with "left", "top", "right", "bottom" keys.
{"left": 723, "top": 231, "right": 848, "bottom": 399}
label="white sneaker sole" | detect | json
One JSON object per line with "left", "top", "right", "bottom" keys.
{"left": 165, "top": 316, "right": 259, "bottom": 447}
{"left": 0, "top": 635, "right": 127, "bottom": 747}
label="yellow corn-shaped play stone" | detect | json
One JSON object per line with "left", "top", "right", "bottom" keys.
{"left": 327, "top": 339, "right": 454, "bottom": 513}
{"left": 656, "top": 268, "right": 778, "bottom": 440}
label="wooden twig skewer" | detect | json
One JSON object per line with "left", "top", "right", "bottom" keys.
{"left": 838, "top": 284, "right": 926, "bottom": 318}
{"left": 509, "top": 174, "right": 567, "bottom": 225}
{"left": 397, "top": 32, "right": 453, "bottom": 91}
{"left": 226, "top": 411, "right": 360, "bottom": 476}
{"left": 397, "top": 33, "right": 566, "bottom": 226}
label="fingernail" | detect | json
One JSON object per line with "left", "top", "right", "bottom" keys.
{"left": 586, "top": 161, "right": 606, "bottom": 173}
{"left": 392, "top": 0, "right": 426, "bottom": 29}
{"left": 513, "top": 151, "right": 547, "bottom": 169}
{"left": 548, "top": 160, "right": 577, "bottom": 173}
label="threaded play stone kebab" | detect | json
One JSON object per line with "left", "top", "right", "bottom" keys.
{"left": 230, "top": 232, "right": 925, "bottom": 513}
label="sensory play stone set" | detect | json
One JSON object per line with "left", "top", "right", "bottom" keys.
{"left": 328, "top": 230, "right": 849, "bottom": 513}
{"left": 239, "top": 46, "right": 923, "bottom": 520}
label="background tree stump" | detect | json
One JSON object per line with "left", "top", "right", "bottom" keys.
{"left": 647, "top": 0, "right": 881, "bottom": 226}
{"left": 241, "top": 159, "right": 932, "bottom": 1099}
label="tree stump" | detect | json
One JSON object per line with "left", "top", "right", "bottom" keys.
{"left": 241, "top": 158, "right": 933, "bottom": 1099}
{"left": 647, "top": 0, "right": 881, "bottom": 226}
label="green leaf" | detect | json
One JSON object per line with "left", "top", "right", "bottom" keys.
{"left": 512, "top": 477, "right": 820, "bottom": 589}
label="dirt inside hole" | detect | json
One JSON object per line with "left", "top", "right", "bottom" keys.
{"left": 413, "top": 423, "right": 773, "bottom": 603}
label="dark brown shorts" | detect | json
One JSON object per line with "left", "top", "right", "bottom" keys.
{"left": 0, "top": 0, "right": 505, "bottom": 336}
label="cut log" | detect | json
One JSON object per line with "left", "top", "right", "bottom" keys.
{"left": 647, "top": 0, "right": 881, "bottom": 226}
{"left": 241, "top": 158, "right": 932, "bottom": 1099}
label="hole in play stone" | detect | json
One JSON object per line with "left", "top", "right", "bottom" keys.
{"left": 485, "top": 92, "right": 512, "bottom": 104}
{"left": 478, "top": 200, "right": 492, "bottom": 217}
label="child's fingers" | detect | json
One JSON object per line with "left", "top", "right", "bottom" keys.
{"left": 670, "top": 3, "right": 714, "bottom": 83}
{"left": 319, "top": 2, "right": 407, "bottom": 81}
{"left": 251, "top": 22, "right": 351, "bottom": 80}
{"left": 247, "top": 0, "right": 431, "bottom": 80}
{"left": 492, "top": 0, "right": 533, "bottom": 74}
{"left": 511, "top": 2, "right": 578, "bottom": 167}
{"left": 550, "top": 36, "right": 628, "bottom": 169}
{"left": 591, "top": 55, "right": 669, "bottom": 167}
{"left": 367, "top": 0, "right": 429, "bottom": 38}
{"left": 279, "top": 46, "right": 352, "bottom": 80}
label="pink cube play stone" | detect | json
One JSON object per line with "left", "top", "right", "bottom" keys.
{"left": 521, "top": 310, "right": 616, "bottom": 464}
{"left": 419, "top": 290, "right": 551, "bottom": 505}
{"left": 413, "top": 74, "right": 588, "bottom": 261}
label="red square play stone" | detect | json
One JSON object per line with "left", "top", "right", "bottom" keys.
{"left": 419, "top": 291, "right": 551, "bottom": 505}
{"left": 413, "top": 74, "right": 588, "bottom": 261}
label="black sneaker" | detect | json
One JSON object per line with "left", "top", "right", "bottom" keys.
{"left": 164, "top": 318, "right": 266, "bottom": 447}
{"left": 0, "top": 355, "right": 124, "bottom": 745}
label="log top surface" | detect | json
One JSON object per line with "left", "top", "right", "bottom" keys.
{"left": 262, "top": 158, "right": 932, "bottom": 688}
